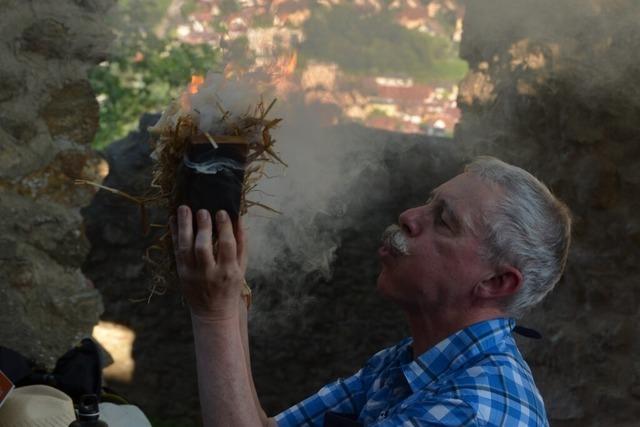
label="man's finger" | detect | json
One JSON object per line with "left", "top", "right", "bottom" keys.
{"left": 235, "top": 215, "right": 248, "bottom": 273}
{"left": 194, "top": 209, "right": 216, "bottom": 269}
{"left": 169, "top": 215, "right": 178, "bottom": 248}
{"left": 175, "top": 205, "right": 195, "bottom": 267}
{"left": 215, "top": 210, "right": 237, "bottom": 266}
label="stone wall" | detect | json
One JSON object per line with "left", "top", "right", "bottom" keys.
{"left": 0, "top": 0, "right": 114, "bottom": 369}
{"left": 457, "top": 1, "right": 640, "bottom": 425}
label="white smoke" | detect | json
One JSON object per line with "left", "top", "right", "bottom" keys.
{"left": 245, "top": 97, "right": 363, "bottom": 279}
{"left": 169, "top": 70, "right": 393, "bottom": 327}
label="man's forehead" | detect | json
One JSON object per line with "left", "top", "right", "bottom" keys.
{"left": 433, "top": 173, "right": 495, "bottom": 202}
{"left": 429, "top": 173, "right": 498, "bottom": 231}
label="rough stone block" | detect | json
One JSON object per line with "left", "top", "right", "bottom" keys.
{"left": 40, "top": 81, "right": 100, "bottom": 145}
{"left": 0, "top": 114, "right": 38, "bottom": 142}
{"left": 8, "top": 147, "right": 108, "bottom": 208}
{"left": 0, "top": 242, "right": 103, "bottom": 370}
{"left": 21, "top": 18, "right": 71, "bottom": 59}
{"left": 72, "top": 0, "right": 115, "bottom": 14}
{"left": 0, "top": 132, "right": 55, "bottom": 180}
{"left": 0, "top": 71, "right": 24, "bottom": 103}
{"left": 0, "top": 190, "right": 91, "bottom": 268}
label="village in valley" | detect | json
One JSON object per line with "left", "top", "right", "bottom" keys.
{"left": 169, "top": 0, "right": 465, "bottom": 136}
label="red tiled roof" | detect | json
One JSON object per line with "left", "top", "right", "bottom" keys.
{"left": 376, "top": 84, "right": 433, "bottom": 103}
{"left": 395, "top": 6, "right": 430, "bottom": 21}
{"left": 273, "top": 0, "right": 310, "bottom": 15}
{"left": 366, "top": 116, "right": 400, "bottom": 131}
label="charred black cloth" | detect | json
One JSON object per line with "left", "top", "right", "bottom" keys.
{"left": 176, "top": 143, "right": 245, "bottom": 236}
{"left": 323, "top": 412, "right": 362, "bottom": 427}
{"left": 513, "top": 325, "right": 543, "bottom": 339}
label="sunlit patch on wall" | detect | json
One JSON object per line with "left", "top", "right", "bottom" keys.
{"left": 92, "top": 321, "right": 136, "bottom": 383}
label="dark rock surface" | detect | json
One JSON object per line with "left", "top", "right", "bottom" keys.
{"left": 458, "top": 1, "right": 640, "bottom": 425}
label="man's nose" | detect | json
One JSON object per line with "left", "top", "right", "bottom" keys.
{"left": 398, "top": 207, "right": 422, "bottom": 237}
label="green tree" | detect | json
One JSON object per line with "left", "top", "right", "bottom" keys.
{"left": 219, "top": 0, "right": 240, "bottom": 17}
{"left": 301, "top": 4, "right": 466, "bottom": 82}
{"left": 89, "top": 0, "right": 221, "bottom": 148}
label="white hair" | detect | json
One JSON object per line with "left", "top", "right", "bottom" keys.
{"left": 465, "top": 156, "right": 572, "bottom": 318}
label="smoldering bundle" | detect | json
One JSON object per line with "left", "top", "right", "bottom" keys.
{"left": 78, "top": 71, "right": 286, "bottom": 299}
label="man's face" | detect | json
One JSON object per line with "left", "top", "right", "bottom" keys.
{"left": 377, "top": 172, "right": 501, "bottom": 313}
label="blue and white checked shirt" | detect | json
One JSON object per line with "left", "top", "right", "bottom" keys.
{"left": 275, "top": 318, "right": 548, "bottom": 426}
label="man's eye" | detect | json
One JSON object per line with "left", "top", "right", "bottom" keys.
{"left": 436, "top": 213, "right": 450, "bottom": 229}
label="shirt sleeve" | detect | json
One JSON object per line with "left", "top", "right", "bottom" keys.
{"left": 275, "top": 369, "right": 367, "bottom": 427}
{"left": 371, "top": 398, "right": 480, "bottom": 427}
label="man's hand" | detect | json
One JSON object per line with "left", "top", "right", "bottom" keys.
{"left": 170, "top": 205, "right": 248, "bottom": 320}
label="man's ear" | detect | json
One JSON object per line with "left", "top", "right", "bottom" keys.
{"left": 474, "top": 266, "right": 523, "bottom": 300}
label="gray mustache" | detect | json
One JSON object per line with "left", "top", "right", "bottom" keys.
{"left": 381, "top": 224, "right": 410, "bottom": 256}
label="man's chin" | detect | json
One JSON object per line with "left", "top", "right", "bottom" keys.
{"left": 376, "top": 270, "right": 395, "bottom": 299}
{"left": 377, "top": 277, "right": 411, "bottom": 312}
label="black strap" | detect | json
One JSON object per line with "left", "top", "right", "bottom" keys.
{"left": 324, "top": 412, "right": 362, "bottom": 427}
{"left": 513, "top": 325, "right": 542, "bottom": 339}
{"left": 52, "top": 338, "right": 103, "bottom": 401}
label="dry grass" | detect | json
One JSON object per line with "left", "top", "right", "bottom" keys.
{"left": 78, "top": 96, "right": 284, "bottom": 300}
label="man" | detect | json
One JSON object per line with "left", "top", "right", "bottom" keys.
{"left": 170, "top": 156, "right": 572, "bottom": 426}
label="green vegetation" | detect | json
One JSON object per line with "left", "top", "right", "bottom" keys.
{"left": 89, "top": 0, "right": 220, "bottom": 148}
{"left": 301, "top": 4, "right": 467, "bottom": 82}
{"left": 367, "top": 108, "right": 391, "bottom": 119}
{"left": 218, "top": 0, "right": 240, "bottom": 17}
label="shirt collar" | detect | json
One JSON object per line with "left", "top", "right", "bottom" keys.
{"left": 401, "top": 318, "right": 515, "bottom": 392}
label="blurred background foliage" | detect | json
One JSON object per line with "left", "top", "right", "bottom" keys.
{"left": 89, "top": 0, "right": 220, "bottom": 149}
{"left": 301, "top": 4, "right": 467, "bottom": 82}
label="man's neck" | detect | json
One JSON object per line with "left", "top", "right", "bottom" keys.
{"left": 406, "top": 307, "right": 506, "bottom": 359}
